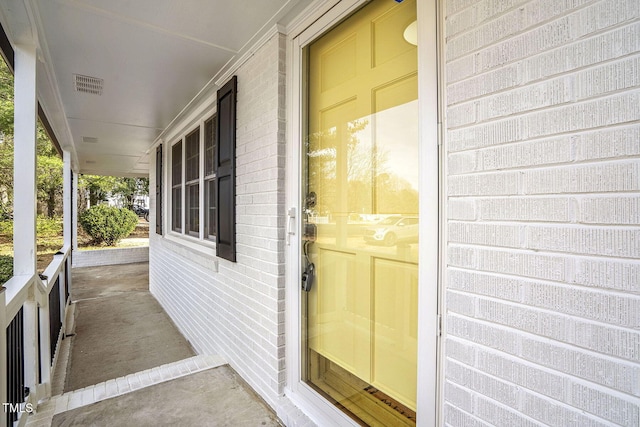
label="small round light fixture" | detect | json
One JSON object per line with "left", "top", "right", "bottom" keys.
{"left": 403, "top": 20, "right": 418, "bottom": 46}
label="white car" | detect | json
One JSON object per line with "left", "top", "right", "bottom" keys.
{"left": 363, "top": 215, "right": 419, "bottom": 246}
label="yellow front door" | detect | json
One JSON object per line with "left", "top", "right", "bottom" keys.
{"left": 302, "top": 0, "right": 419, "bottom": 424}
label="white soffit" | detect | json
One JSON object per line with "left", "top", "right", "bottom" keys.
{"left": 5, "top": 0, "right": 306, "bottom": 176}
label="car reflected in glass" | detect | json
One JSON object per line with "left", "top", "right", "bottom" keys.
{"left": 363, "top": 215, "right": 419, "bottom": 246}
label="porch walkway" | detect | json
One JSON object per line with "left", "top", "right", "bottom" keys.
{"left": 24, "top": 262, "right": 282, "bottom": 427}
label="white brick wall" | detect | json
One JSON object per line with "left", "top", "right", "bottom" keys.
{"left": 72, "top": 247, "right": 149, "bottom": 268}
{"left": 143, "top": 2, "right": 640, "bottom": 424}
{"left": 149, "top": 32, "right": 287, "bottom": 410}
{"left": 444, "top": 0, "right": 640, "bottom": 426}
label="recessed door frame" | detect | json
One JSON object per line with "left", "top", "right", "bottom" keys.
{"left": 284, "top": 0, "right": 441, "bottom": 425}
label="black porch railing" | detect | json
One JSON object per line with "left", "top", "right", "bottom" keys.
{"left": 2, "top": 248, "right": 71, "bottom": 426}
{"left": 64, "top": 258, "right": 70, "bottom": 303}
{"left": 6, "top": 307, "right": 26, "bottom": 426}
{"left": 49, "top": 277, "right": 62, "bottom": 364}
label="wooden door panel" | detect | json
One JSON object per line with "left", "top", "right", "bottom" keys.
{"left": 373, "top": 258, "right": 419, "bottom": 409}
{"left": 310, "top": 248, "right": 371, "bottom": 381}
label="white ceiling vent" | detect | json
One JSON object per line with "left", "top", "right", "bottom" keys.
{"left": 82, "top": 136, "right": 98, "bottom": 144}
{"left": 73, "top": 74, "right": 103, "bottom": 95}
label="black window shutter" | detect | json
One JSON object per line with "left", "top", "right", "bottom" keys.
{"left": 155, "top": 144, "right": 163, "bottom": 235}
{"left": 215, "top": 76, "right": 237, "bottom": 262}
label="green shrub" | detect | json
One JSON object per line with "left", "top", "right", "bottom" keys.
{"left": 0, "top": 254, "right": 12, "bottom": 285}
{"left": 0, "top": 220, "right": 12, "bottom": 236}
{"left": 37, "top": 216, "right": 63, "bottom": 237}
{"left": 79, "top": 205, "right": 138, "bottom": 246}
{"left": 0, "top": 217, "right": 63, "bottom": 238}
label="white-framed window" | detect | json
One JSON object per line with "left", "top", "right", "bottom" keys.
{"left": 170, "top": 114, "right": 217, "bottom": 241}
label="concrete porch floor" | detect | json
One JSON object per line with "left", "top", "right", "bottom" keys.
{"left": 25, "top": 262, "right": 282, "bottom": 427}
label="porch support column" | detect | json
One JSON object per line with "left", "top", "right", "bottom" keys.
{"left": 60, "top": 153, "right": 72, "bottom": 364}
{"left": 72, "top": 171, "right": 78, "bottom": 251}
{"left": 13, "top": 43, "right": 39, "bottom": 399}
{"left": 13, "top": 44, "right": 37, "bottom": 276}
{"left": 63, "top": 151, "right": 72, "bottom": 248}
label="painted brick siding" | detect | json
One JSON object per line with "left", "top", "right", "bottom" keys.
{"left": 444, "top": 1, "right": 640, "bottom": 426}
{"left": 149, "top": 33, "right": 287, "bottom": 409}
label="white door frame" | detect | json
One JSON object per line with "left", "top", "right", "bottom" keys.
{"left": 284, "top": 0, "right": 440, "bottom": 425}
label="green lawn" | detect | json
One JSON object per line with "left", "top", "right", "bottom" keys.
{"left": 0, "top": 217, "right": 148, "bottom": 281}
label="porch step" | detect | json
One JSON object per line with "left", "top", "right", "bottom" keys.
{"left": 25, "top": 354, "right": 226, "bottom": 427}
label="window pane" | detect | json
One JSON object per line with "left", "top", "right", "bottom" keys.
{"left": 186, "top": 128, "right": 199, "bottom": 182}
{"left": 186, "top": 183, "right": 199, "bottom": 235}
{"left": 172, "top": 187, "right": 182, "bottom": 232}
{"left": 205, "top": 116, "right": 216, "bottom": 177}
{"left": 302, "top": 0, "right": 418, "bottom": 424}
{"left": 172, "top": 141, "right": 182, "bottom": 186}
{"left": 205, "top": 178, "right": 216, "bottom": 239}
{"left": 204, "top": 115, "right": 216, "bottom": 240}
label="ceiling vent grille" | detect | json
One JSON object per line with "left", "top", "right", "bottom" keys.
{"left": 73, "top": 74, "right": 103, "bottom": 95}
{"left": 82, "top": 136, "right": 98, "bottom": 144}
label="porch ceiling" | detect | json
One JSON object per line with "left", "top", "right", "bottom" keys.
{"left": 0, "top": 0, "right": 309, "bottom": 177}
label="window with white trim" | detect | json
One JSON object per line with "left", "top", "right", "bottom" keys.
{"left": 170, "top": 115, "right": 217, "bottom": 241}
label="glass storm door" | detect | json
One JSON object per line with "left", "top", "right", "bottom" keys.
{"left": 301, "top": 0, "right": 419, "bottom": 425}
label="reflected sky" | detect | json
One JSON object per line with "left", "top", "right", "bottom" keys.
{"left": 352, "top": 99, "right": 419, "bottom": 191}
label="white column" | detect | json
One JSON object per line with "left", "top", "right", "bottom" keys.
{"left": 63, "top": 151, "right": 73, "bottom": 307}
{"left": 13, "top": 44, "right": 38, "bottom": 276}
{"left": 13, "top": 43, "right": 39, "bottom": 403}
{"left": 63, "top": 151, "right": 72, "bottom": 249}
{"left": 72, "top": 172, "right": 78, "bottom": 251}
